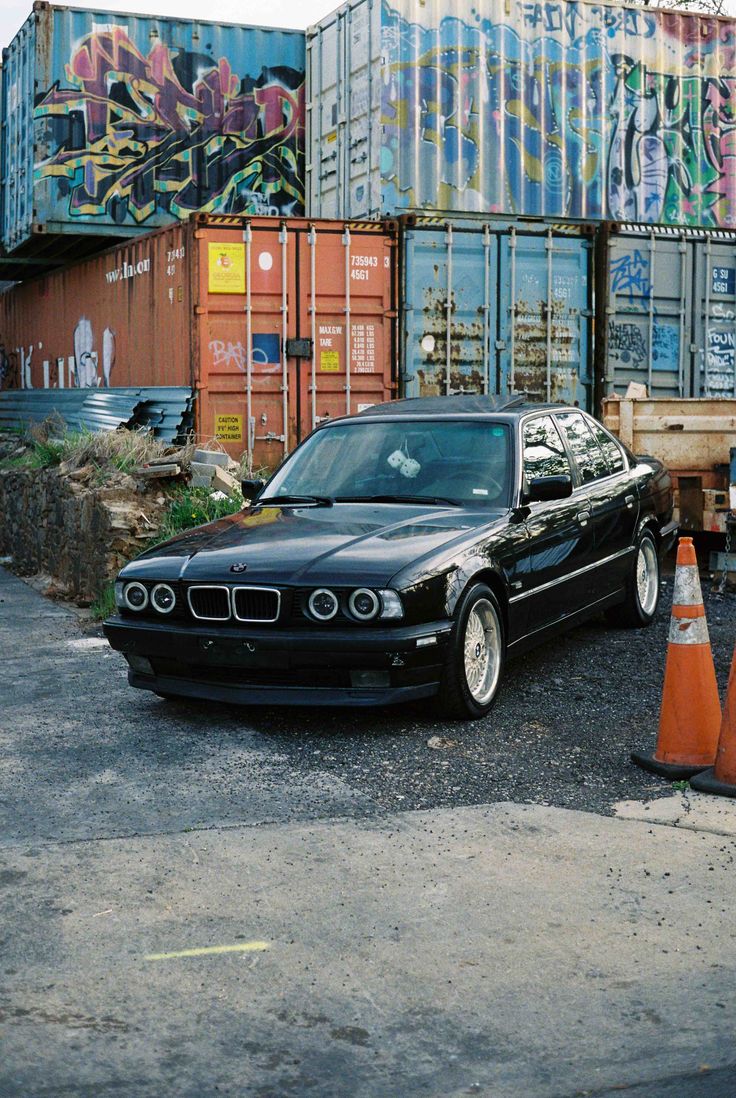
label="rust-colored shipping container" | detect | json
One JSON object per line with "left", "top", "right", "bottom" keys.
{"left": 0, "top": 215, "right": 398, "bottom": 464}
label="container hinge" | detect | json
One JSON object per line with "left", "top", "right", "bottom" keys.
{"left": 255, "top": 432, "right": 286, "bottom": 443}
{"left": 286, "top": 338, "right": 313, "bottom": 358}
{"left": 495, "top": 340, "right": 507, "bottom": 351}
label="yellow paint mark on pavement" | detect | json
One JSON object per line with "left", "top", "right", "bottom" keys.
{"left": 145, "top": 941, "right": 270, "bottom": 962}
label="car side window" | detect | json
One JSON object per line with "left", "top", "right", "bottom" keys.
{"left": 587, "top": 418, "right": 626, "bottom": 474}
{"left": 556, "top": 412, "right": 609, "bottom": 485}
{"left": 522, "top": 416, "right": 571, "bottom": 482}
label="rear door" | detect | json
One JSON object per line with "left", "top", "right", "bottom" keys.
{"left": 515, "top": 413, "right": 595, "bottom": 630}
{"left": 554, "top": 411, "right": 638, "bottom": 600}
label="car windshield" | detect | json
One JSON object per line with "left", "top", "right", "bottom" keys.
{"left": 263, "top": 419, "right": 513, "bottom": 507}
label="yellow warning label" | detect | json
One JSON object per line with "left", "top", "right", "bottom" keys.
{"left": 215, "top": 414, "right": 243, "bottom": 441}
{"left": 326, "top": 132, "right": 337, "bottom": 144}
{"left": 208, "top": 243, "right": 245, "bottom": 294}
{"left": 321, "top": 350, "right": 340, "bottom": 372}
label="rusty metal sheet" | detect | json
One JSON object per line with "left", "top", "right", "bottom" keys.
{"left": 0, "top": 215, "right": 398, "bottom": 467}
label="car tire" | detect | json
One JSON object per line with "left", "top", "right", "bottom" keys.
{"left": 605, "top": 529, "right": 660, "bottom": 628}
{"left": 439, "top": 582, "right": 505, "bottom": 721}
{"left": 154, "top": 691, "right": 181, "bottom": 701}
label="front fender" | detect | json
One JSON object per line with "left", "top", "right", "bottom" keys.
{"left": 444, "top": 552, "right": 509, "bottom": 619}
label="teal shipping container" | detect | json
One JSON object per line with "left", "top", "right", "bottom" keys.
{"left": 1, "top": 3, "right": 305, "bottom": 276}
{"left": 400, "top": 217, "right": 593, "bottom": 410}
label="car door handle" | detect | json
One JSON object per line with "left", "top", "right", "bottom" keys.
{"left": 625, "top": 495, "right": 636, "bottom": 509}
{"left": 576, "top": 510, "right": 591, "bottom": 526}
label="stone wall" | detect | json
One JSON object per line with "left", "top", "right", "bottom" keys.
{"left": 0, "top": 467, "right": 169, "bottom": 603}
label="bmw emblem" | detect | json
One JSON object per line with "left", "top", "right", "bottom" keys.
{"left": 230, "top": 562, "right": 248, "bottom": 574}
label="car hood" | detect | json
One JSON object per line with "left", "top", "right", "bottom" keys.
{"left": 123, "top": 503, "right": 509, "bottom": 587}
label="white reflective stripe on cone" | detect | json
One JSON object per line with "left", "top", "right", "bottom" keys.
{"left": 672, "top": 564, "right": 704, "bottom": 608}
{"left": 668, "top": 615, "right": 711, "bottom": 645}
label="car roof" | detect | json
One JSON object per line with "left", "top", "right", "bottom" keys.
{"left": 350, "top": 394, "right": 577, "bottom": 419}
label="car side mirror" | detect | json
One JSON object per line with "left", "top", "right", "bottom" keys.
{"left": 526, "top": 474, "right": 573, "bottom": 503}
{"left": 241, "top": 477, "right": 265, "bottom": 500}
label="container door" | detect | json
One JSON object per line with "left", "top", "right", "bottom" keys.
{"left": 401, "top": 224, "right": 498, "bottom": 398}
{"left": 307, "top": 0, "right": 380, "bottom": 220}
{"left": 197, "top": 222, "right": 297, "bottom": 468}
{"left": 298, "top": 224, "right": 395, "bottom": 436}
{"left": 1, "top": 12, "right": 36, "bottom": 251}
{"left": 605, "top": 231, "right": 693, "bottom": 399}
{"left": 498, "top": 230, "right": 592, "bottom": 409}
{"left": 693, "top": 238, "right": 736, "bottom": 398}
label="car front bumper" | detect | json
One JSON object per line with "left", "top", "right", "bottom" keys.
{"left": 103, "top": 616, "right": 453, "bottom": 707}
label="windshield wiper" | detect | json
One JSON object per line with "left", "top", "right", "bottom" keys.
{"left": 255, "top": 494, "right": 334, "bottom": 507}
{"left": 334, "top": 494, "right": 462, "bottom": 507}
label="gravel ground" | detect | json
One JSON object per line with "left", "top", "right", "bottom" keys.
{"left": 139, "top": 569, "right": 736, "bottom": 818}
{"left": 4, "top": 561, "right": 736, "bottom": 826}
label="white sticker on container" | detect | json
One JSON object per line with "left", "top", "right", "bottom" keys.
{"left": 421, "top": 334, "right": 436, "bottom": 353}
{"left": 258, "top": 252, "right": 274, "bottom": 271}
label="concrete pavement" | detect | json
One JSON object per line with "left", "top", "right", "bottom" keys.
{"left": 1, "top": 566, "right": 735, "bottom": 1097}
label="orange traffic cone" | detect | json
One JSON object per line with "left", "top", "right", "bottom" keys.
{"left": 631, "top": 537, "right": 721, "bottom": 779}
{"left": 691, "top": 648, "right": 736, "bottom": 797}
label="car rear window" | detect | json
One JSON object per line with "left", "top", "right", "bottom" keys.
{"left": 587, "top": 419, "right": 626, "bottom": 474}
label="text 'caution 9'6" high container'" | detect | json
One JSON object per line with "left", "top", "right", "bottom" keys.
{"left": 0, "top": 215, "right": 398, "bottom": 465}
{"left": 0, "top": 3, "right": 306, "bottom": 277}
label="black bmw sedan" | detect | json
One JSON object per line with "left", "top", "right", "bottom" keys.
{"left": 104, "top": 396, "right": 677, "bottom": 720}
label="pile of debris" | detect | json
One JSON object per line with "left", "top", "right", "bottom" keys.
{"left": 138, "top": 446, "right": 241, "bottom": 496}
{"left": 0, "top": 427, "right": 245, "bottom": 605}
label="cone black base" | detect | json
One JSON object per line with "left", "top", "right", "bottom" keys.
{"left": 631, "top": 751, "right": 711, "bottom": 781}
{"left": 689, "top": 768, "right": 736, "bottom": 798}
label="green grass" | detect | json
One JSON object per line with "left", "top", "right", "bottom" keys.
{"left": 0, "top": 426, "right": 179, "bottom": 475}
{"left": 90, "top": 582, "right": 117, "bottom": 621}
{"left": 149, "top": 486, "right": 243, "bottom": 548}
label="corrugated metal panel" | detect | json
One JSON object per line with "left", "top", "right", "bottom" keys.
{"left": 401, "top": 218, "right": 592, "bottom": 409}
{"left": 0, "top": 214, "right": 398, "bottom": 464}
{"left": 308, "top": 0, "right": 736, "bottom": 227}
{"left": 1, "top": 2, "right": 305, "bottom": 265}
{"left": 0, "top": 386, "right": 194, "bottom": 441}
{"left": 604, "top": 228, "right": 736, "bottom": 399}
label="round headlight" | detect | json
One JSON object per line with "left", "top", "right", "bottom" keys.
{"left": 151, "top": 583, "right": 176, "bottom": 614}
{"left": 348, "top": 588, "right": 380, "bottom": 621}
{"left": 308, "top": 588, "right": 339, "bottom": 621}
{"left": 124, "top": 581, "right": 148, "bottom": 611}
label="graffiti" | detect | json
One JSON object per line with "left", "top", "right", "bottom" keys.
{"left": 70, "top": 319, "right": 116, "bottom": 388}
{"left": 0, "top": 346, "right": 19, "bottom": 390}
{"left": 608, "top": 321, "right": 647, "bottom": 366}
{"left": 652, "top": 324, "right": 680, "bottom": 372}
{"left": 381, "top": 0, "right": 736, "bottom": 226}
{"left": 610, "top": 250, "right": 652, "bottom": 301}
{"left": 34, "top": 26, "right": 305, "bottom": 224}
{"left": 209, "top": 334, "right": 280, "bottom": 374}
{"left": 707, "top": 328, "right": 736, "bottom": 395}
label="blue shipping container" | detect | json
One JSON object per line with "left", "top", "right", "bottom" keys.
{"left": 401, "top": 219, "right": 593, "bottom": 409}
{"left": 1, "top": 2, "right": 305, "bottom": 257}
{"left": 308, "top": 0, "right": 736, "bottom": 228}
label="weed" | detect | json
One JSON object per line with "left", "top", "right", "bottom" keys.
{"left": 149, "top": 486, "right": 243, "bottom": 548}
{"left": 672, "top": 780, "right": 690, "bottom": 792}
{"left": 90, "top": 582, "right": 117, "bottom": 621}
